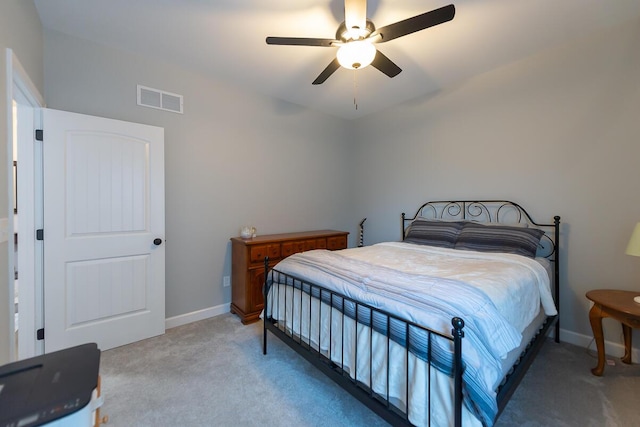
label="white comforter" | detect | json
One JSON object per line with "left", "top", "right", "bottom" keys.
{"left": 268, "top": 242, "right": 557, "bottom": 425}
{"left": 341, "top": 242, "right": 557, "bottom": 334}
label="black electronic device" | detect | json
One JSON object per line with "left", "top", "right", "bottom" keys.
{"left": 0, "top": 343, "right": 100, "bottom": 427}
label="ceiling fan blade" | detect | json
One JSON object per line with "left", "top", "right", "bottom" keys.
{"left": 266, "top": 37, "right": 337, "bottom": 47}
{"left": 375, "top": 4, "right": 455, "bottom": 43}
{"left": 371, "top": 50, "right": 402, "bottom": 78}
{"left": 344, "top": 0, "right": 367, "bottom": 33}
{"left": 312, "top": 58, "right": 341, "bottom": 85}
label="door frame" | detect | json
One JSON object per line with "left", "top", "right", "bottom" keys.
{"left": 6, "top": 48, "right": 44, "bottom": 361}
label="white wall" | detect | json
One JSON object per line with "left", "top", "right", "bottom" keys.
{"left": 0, "top": 0, "right": 43, "bottom": 365}
{"left": 352, "top": 17, "right": 640, "bottom": 352}
{"left": 43, "top": 30, "right": 355, "bottom": 319}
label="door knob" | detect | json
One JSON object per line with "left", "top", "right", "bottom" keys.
{"left": 153, "top": 238, "right": 163, "bottom": 246}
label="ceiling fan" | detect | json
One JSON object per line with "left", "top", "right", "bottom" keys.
{"left": 266, "top": 1, "right": 456, "bottom": 85}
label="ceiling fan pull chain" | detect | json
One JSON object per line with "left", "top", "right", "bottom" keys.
{"left": 353, "top": 69, "right": 358, "bottom": 110}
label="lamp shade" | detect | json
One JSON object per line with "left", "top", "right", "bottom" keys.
{"left": 337, "top": 41, "right": 376, "bottom": 70}
{"left": 626, "top": 222, "right": 640, "bottom": 257}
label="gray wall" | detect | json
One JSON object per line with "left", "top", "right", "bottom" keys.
{"left": 43, "top": 30, "right": 355, "bottom": 319}
{"left": 0, "top": 0, "right": 43, "bottom": 365}
{"left": 351, "top": 17, "right": 640, "bottom": 351}
{"left": 9, "top": 9, "right": 640, "bottom": 360}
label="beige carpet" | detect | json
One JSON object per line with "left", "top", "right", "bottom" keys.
{"left": 99, "top": 313, "right": 640, "bottom": 426}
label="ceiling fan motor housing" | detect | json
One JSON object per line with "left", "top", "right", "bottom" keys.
{"left": 336, "top": 20, "right": 376, "bottom": 42}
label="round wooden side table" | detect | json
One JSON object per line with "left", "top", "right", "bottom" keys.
{"left": 586, "top": 289, "right": 640, "bottom": 376}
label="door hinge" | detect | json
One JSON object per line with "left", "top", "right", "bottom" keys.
{"left": 35, "top": 129, "right": 43, "bottom": 141}
{"left": 37, "top": 328, "right": 44, "bottom": 340}
{"left": 36, "top": 229, "right": 44, "bottom": 240}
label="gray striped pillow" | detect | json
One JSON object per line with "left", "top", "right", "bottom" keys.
{"left": 404, "top": 220, "right": 465, "bottom": 248}
{"left": 455, "top": 222, "right": 544, "bottom": 258}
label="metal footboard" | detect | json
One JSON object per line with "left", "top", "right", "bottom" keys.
{"left": 262, "top": 258, "right": 465, "bottom": 427}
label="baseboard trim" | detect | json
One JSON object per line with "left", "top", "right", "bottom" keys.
{"left": 559, "top": 327, "right": 640, "bottom": 362}
{"left": 165, "top": 303, "right": 231, "bottom": 330}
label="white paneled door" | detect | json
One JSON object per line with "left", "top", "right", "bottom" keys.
{"left": 42, "top": 109, "right": 165, "bottom": 352}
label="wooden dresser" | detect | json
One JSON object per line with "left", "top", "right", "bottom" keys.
{"left": 230, "top": 230, "right": 349, "bottom": 324}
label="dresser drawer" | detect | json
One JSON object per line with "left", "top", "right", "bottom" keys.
{"left": 327, "top": 235, "right": 347, "bottom": 250}
{"left": 267, "top": 244, "right": 280, "bottom": 259}
{"left": 251, "top": 244, "right": 281, "bottom": 263}
{"left": 281, "top": 242, "right": 295, "bottom": 258}
{"left": 315, "top": 238, "right": 327, "bottom": 249}
{"left": 282, "top": 241, "right": 306, "bottom": 257}
{"left": 304, "top": 239, "right": 317, "bottom": 251}
{"left": 250, "top": 245, "right": 268, "bottom": 263}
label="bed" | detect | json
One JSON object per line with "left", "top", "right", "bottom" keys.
{"left": 262, "top": 200, "right": 560, "bottom": 426}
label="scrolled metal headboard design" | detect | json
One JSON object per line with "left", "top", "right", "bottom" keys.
{"left": 401, "top": 199, "right": 561, "bottom": 344}
{"left": 402, "top": 200, "right": 560, "bottom": 260}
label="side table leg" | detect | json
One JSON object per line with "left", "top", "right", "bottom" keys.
{"left": 621, "top": 323, "right": 632, "bottom": 365}
{"left": 589, "top": 304, "right": 606, "bottom": 376}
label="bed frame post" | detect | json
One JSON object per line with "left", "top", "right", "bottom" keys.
{"left": 554, "top": 216, "right": 561, "bottom": 343}
{"left": 451, "top": 317, "right": 465, "bottom": 427}
{"left": 263, "top": 256, "right": 269, "bottom": 355}
{"left": 401, "top": 212, "right": 406, "bottom": 240}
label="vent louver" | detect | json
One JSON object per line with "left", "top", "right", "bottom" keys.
{"left": 137, "top": 85, "right": 183, "bottom": 114}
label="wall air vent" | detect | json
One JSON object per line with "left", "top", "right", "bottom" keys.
{"left": 137, "top": 85, "right": 183, "bottom": 114}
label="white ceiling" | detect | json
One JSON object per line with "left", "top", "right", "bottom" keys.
{"left": 34, "top": 0, "right": 640, "bottom": 120}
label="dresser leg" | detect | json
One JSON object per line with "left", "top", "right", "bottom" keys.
{"left": 589, "top": 304, "right": 606, "bottom": 376}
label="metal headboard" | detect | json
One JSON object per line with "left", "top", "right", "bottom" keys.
{"left": 402, "top": 200, "right": 560, "bottom": 258}
{"left": 401, "top": 200, "right": 561, "bottom": 341}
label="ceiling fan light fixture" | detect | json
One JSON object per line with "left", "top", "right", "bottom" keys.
{"left": 336, "top": 40, "right": 376, "bottom": 70}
